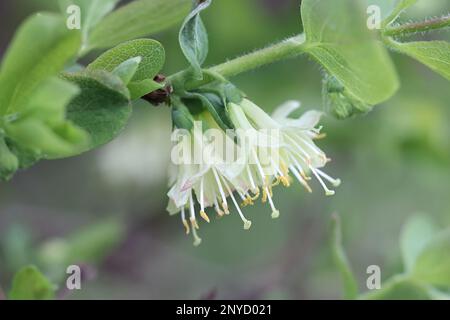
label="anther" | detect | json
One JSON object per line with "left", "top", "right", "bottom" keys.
{"left": 200, "top": 210, "right": 210, "bottom": 223}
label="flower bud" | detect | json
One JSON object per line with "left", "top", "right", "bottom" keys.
{"left": 323, "top": 74, "right": 371, "bottom": 119}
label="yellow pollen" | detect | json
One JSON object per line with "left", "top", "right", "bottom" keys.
{"left": 280, "top": 175, "right": 291, "bottom": 187}
{"left": 190, "top": 217, "right": 200, "bottom": 229}
{"left": 250, "top": 188, "right": 260, "bottom": 201}
{"left": 241, "top": 196, "right": 254, "bottom": 207}
{"left": 200, "top": 210, "right": 210, "bottom": 223}
{"left": 262, "top": 189, "right": 268, "bottom": 203}
{"left": 280, "top": 161, "right": 289, "bottom": 176}
{"left": 222, "top": 202, "right": 230, "bottom": 215}
{"left": 314, "top": 133, "right": 327, "bottom": 140}
{"left": 301, "top": 171, "right": 312, "bottom": 181}
{"left": 271, "top": 177, "right": 281, "bottom": 187}
{"left": 215, "top": 207, "right": 224, "bottom": 217}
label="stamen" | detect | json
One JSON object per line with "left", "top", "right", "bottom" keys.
{"left": 245, "top": 196, "right": 254, "bottom": 205}
{"left": 241, "top": 191, "right": 255, "bottom": 207}
{"left": 246, "top": 165, "right": 257, "bottom": 191}
{"left": 189, "top": 192, "right": 199, "bottom": 229}
{"left": 310, "top": 166, "right": 335, "bottom": 196}
{"left": 200, "top": 210, "right": 210, "bottom": 223}
{"left": 212, "top": 168, "right": 228, "bottom": 210}
{"left": 213, "top": 197, "right": 224, "bottom": 216}
{"left": 220, "top": 176, "right": 252, "bottom": 230}
{"left": 236, "top": 189, "right": 248, "bottom": 202}
{"left": 287, "top": 151, "right": 311, "bottom": 180}
{"left": 272, "top": 177, "right": 281, "bottom": 187}
{"left": 315, "top": 168, "right": 341, "bottom": 187}
{"left": 280, "top": 175, "right": 291, "bottom": 187}
{"left": 264, "top": 185, "right": 280, "bottom": 219}
{"left": 280, "top": 161, "right": 289, "bottom": 177}
{"left": 285, "top": 135, "right": 312, "bottom": 165}
{"left": 200, "top": 177, "right": 205, "bottom": 213}
{"left": 251, "top": 149, "right": 268, "bottom": 187}
{"left": 222, "top": 202, "right": 230, "bottom": 215}
{"left": 251, "top": 187, "right": 260, "bottom": 200}
{"left": 181, "top": 207, "right": 190, "bottom": 234}
{"left": 262, "top": 188, "right": 268, "bottom": 203}
{"left": 270, "top": 159, "right": 284, "bottom": 179}
{"left": 289, "top": 165, "right": 312, "bottom": 193}
{"left": 314, "top": 133, "right": 327, "bottom": 140}
{"left": 296, "top": 134, "right": 326, "bottom": 157}
{"left": 191, "top": 224, "right": 202, "bottom": 246}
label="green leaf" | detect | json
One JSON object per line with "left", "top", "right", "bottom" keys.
{"left": 128, "top": 79, "right": 163, "bottom": 100}
{"left": 330, "top": 214, "right": 359, "bottom": 299}
{"left": 179, "top": 0, "right": 211, "bottom": 79}
{"left": 4, "top": 77, "right": 89, "bottom": 158}
{"left": 389, "top": 40, "right": 450, "bottom": 81}
{"left": 301, "top": 0, "right": 399, "bottom": 118}
{"left": 59, "top": 0, "right": 120, "bottom": 50}
{"left": 360, "top": 275, "right": 432, "bottom": 300}
{"left": 171, "top": 99, "right": 195, "bottom": 130}
{"left": 0, "top": 13, "right": 81, "bottom": 115}
{"left": 9, "top": 266, "right": 55, "bottom": 300}
{"left": 87, "top": 39, "right": 165, "bottom": 99}
{"left": 383, "top": 0, "right": 418, "bottom": 26}
{"left": 87, "top": 39, "right": 164, "bottom": 82}
{"left": 186, "top": 92, "right": 234, "bottom": 131}
{"left": 61, "top": 70, "right": 132, "bottom": 155}
{"left": 412, "top": 229, "right": 450, "bottom": 287}
{"left": 400, "top": 214, "right": 438, "bottom": 272}
{"left": 89, "top": 0, "right": 191, "bottom": 51}
{"left": 112, "top": 57, "right": 142, "bottom": 85}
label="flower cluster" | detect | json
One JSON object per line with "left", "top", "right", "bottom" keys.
{"left": 167, "top": 98, "right": 340, "bottom": 245}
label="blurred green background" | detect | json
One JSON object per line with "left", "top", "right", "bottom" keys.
{"left": 0, "top": 0, "right": 449, "bottom": 299}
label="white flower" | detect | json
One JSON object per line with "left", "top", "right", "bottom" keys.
{"left": 167, "top": 119, "right": 253, "bottom": 246}
{"left": 239, "top": 99, "right": 341, "bottom": 196}
{"left": 166, "top": 99, "right": 340, "bottom": 245}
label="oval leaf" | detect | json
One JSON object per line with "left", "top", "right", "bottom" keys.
{"left": 0, "top": 13, "right": 81, "bottom": 115}
{"left": 87, "top": 39, "right": 165, "bottom": 82}
{"left": 60, "top": 70, "right": 132, "bottom": 155}
{"left": 89, "top": 0, "right": 191, "bottom": 50}
{"left": 59, "top": 0, "right": 120, "bottom": 50}
{"left": 391, "top": 40, "right": 450, "bottom": 81}
{"left": 301, "top": 0, "right": 399, "bottom": 117}
{"left": 179, "top": 0, "right": 211, "bottom": 79}
{"left": 87, "top": 39, "right": 165, "bottom": 99}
